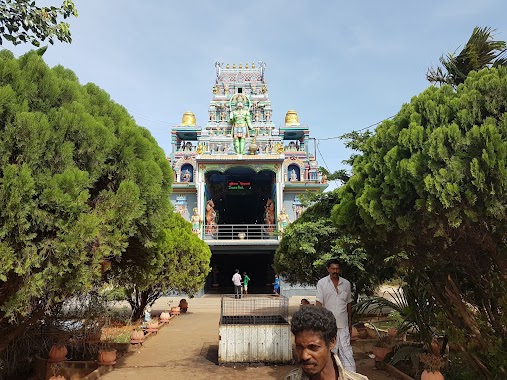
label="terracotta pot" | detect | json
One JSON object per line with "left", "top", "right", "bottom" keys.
{"left": 388, "top": 327, "right": 398, "bottom": 337}
{"left": 366, "top": 328, "right": 378, "bottom": 339}
{"left": 431, "top": 339, "right": 441, "bottom": 356}
{"left": 179, "top": 299, "right": 188, "bottom": 312}
{"left": 146, "top": 321, "right": 159, "bottom": 333}
{"left": 421, "top": 369, "right": 444, "bottom": 380}
{"left": 48, "top": 344, "right": 68, "bottom": 363}
{"left": 372, "top": 346, "right": 391, "bottom": 362}
{"left": 160, "top": 311, "right": 171, "bottom": 322}
{"left": 98, "top": 349, "right": 117, "bottom": 365}
{"left": 357, "top": 328, "right": 369, "bottom": 339}
{"left": 171, "top": 306, "right": 181, "bottom": 316}
{"left": 130, "top": 330, "right": 145, "bottom": 343}
{"left": 350, "top": 326, "right": 359, "bottom": 341}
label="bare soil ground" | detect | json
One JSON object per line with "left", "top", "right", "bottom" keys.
{"left": 101, "top": 295, "right": 394, "bottom": 380}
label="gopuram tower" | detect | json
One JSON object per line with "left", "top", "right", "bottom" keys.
{"left": 169, "top": 62, "right": 328, "bottom": 294}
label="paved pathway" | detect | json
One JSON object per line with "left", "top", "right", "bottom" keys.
{"left": 101, "top": 295, "right": 393, "bottom": 380}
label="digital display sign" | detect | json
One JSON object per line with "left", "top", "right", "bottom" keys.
{"left": 228, "top": 181, "right": 252, "bottom": 190}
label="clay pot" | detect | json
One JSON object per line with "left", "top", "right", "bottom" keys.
{"left": 171, "top": 306, "right": 181, "bottom": 316}
{"left": 146, "top": 321, "right": 159, "bottom": 333}
{"left": 431, "top": 339, "right": 441, "bottom": 356}
{"left": 350, "top": 326, "right": 359, "bottom": 341}
{"left": 357, "top": 328, "right": 369, "bottom": 339}
{"left": 179, "top": 299, "right": 188, "bottom": 313}
{"left": 372, "top": 346, "right": 391, "bottom": 362}
{"left": 388, "top": 327, "right": 398, "bottom": 338}
{"left": 421, "top": 370, "right": 444, "bottom": 380}
{"left": 159, "top": 311, "right": 171, "bottom": 322}
{"left": 98, "top": 349, "right": 117, "bottom": 365}
{"left": 48, "top": 344, "right": 67, "bottom": 363}
{"left": 367, "top": 328, "right": 378, "bottom": 339}
{"left": 130, "top": 330, "right": 145, "bottom": 344}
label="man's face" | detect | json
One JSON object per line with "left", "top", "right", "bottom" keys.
{"left": 294, "top": 330, "right": 335, "bottom": 376}
{"left": 327, "top": 263, "right": 340, "bottom": 279}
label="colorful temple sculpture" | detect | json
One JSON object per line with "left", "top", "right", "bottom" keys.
{"left": 169, "top": 62, "right": 327, "bottom": 293}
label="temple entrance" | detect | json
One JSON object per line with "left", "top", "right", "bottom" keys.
{"left": 207, "top": 252, "right": 276, "bottom": 295}
{"left": 205, "top": 167, "right": 275, "bottom": 226}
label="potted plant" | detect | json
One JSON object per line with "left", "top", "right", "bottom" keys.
{"left": 179, "top": 298, "right": 188, "bottom": 313}
{"left": 419, "top": 353, "right": 444, "bottom": 380}
{"left": 130, "top": 329, "right": 145, "bottom": 344}
{"left": 146, "top": 318, "right": 159, "bottom": 333}
{"left": 159, "top": 311, "right": 171, "bottom": 323}
{"left": 371, "top": 335, "right": 393, "bottom": 364}
{"left": 48, "top": 343, "right": 68, "bottom": 363}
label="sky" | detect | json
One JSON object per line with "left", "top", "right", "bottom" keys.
{"left": 4, "top": 0, "right": 507, "bottom": 190}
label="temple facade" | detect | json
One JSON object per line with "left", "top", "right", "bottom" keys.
{"left": 169, "top": 62, "right": 327, "bottom": 294}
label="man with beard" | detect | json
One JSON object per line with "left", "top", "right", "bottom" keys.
{"left": 285, "top": 307, "right": 368, "bottom": 380}
{"left": 316, "top": 259, "right": 356, "bottom": 372}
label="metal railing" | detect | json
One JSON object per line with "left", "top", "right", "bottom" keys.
{"left": 204, "top": 224, "right": 278, "bottom": 240}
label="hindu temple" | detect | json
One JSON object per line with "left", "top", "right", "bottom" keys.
{"left": 169, "top": 62, "right": 328, "bottom": 294}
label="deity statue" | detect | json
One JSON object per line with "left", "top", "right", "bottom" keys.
{"left": 205, "top": 200, "right": 217, "bottom": 235}
{"left": 264, "top": 199, "right": 275, "bottom": 232}
{"left": 229, "top": 101, "right": 252, "bottom": 154}
{"left": 182, "top": 169, "right": 191, "bottom": 182}
{"left": 190, "top": 208, "right": 201, "bottom": 234}
{"left": 196, "top": 143, "right": 204, "bottom": 154}
{"left": 277, "top": 207, "right": 291, "bottom": 234}
{"left": 275, "top": 142, "right": 284, "bottom": 154}
{"left": 289, "top": 169, "right": 297, "bottom": 182}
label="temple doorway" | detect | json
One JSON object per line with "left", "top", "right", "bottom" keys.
{"left": 205, "top": 167, "right": 275, "bottom": 226}
{"left": 207, "top": 252, "right": 276, "bottom": 295}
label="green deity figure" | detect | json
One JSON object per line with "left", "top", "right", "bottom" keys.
{"left": 229, "top": 101, "right": 252, "bottom": 154}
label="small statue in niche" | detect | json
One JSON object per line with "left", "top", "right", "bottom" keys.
{"left": 275, "top": 142, "right": 284, "bottom": 154}
{"left": 289, "top": 169, "right": 298, "bottom": 182}
{"left": 196, "top": 143, "right": 204, "bottom": 154}
{"left": 182, "top": 169, "right": 191, "bottom": 182}
{"left": 212, "top": 85, "right": 219, "bottom": 94}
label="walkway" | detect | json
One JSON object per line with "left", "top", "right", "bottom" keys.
{"left": 102, "top": 295, "right": 394, "bottom": 380}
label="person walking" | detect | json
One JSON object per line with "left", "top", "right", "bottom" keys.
{"left": 232, "top": 269, "right": 242, "bottom": 299}
{"left": 242, "top": 271, "right": 251, "bottom": 296}
{"left": 273, "top": 273, "right": 280, "bottom": 296}
{"left": 316, "top": 259, "right": 356, "bottom": 372}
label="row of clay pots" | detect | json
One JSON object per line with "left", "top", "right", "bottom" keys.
{"left": 48, "top": 344, "right": 117, "bottom": 366}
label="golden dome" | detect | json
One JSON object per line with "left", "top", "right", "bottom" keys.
{"left": 181, "top": 111, "right": 196, "bottom": 126}
{"left": 285, "top": 110, "right": 300, "bottom": 126}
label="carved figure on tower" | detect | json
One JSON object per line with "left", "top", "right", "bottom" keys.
{"left": 277, "top": 207, "right": 291, "bottom": 234}
{"left": 191, "top": 208, "right": 202, "bottom": 234}
{"left": 264, "top": 198, "right": 275, "bottom": 232}
{"left": 229, "top": 94, "right": 252, "bottom": 154}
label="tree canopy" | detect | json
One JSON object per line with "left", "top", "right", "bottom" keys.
{"left": 427, "top": 26, "right": 506, "bottom": 87}
{"left": 274, "top": 191, "right": 395, "bottom": 300}
{"left": 332, "top": 67, "right": 507, "bottom": 378}
{"left": 0, "top": 49, "right": 174, "bottom": 349}
{"left": 0, "top": 0, "right": 77, "bottom": 46}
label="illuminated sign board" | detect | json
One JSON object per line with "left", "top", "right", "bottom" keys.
{"left": 228, "top": 181, "right": 251, "bottom": 190}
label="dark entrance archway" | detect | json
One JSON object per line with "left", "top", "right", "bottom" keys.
{"left": 205, "top": 167, "right": 275, "bottom": 226}
{"left": 206, "top": 251, "right": 276, "bottom": 295}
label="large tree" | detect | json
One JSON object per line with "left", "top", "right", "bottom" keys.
{"left": 332, "top": 67, "right": 507, "bottom": 378}
{"left": 427, "top": 26, "right": 507, "bottom": 87}
{"left": 111, "top": 212, "right": 211, "bottom": 321}
{"left": 274, "top": 191, "right": 394, "bottom": 301}
{"left": 0, "top": 49, "right": 173, "bottom": 350}
{"left": 0, "top": 0, "right": 77, "bottom": 46}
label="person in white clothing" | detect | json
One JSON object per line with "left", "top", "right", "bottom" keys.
{"left": 316, "top": 259, "right": 356, "bottom": 372}
{"left": 232, "top": 269, "right": 242, "bottom": 299}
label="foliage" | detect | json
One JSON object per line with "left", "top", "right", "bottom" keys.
{"left": 419, "top": 352, "right": 444, "bottom": 372}
{"left": 0, "top": 0, "right": 77, "bottom": 46}
{"left": 274, "top": 191, "right": 395, "bottom": 300}
{"left": 110, "top": 212, "right": 211, "bottom": 321}
{"left": 427, "top": 26, "right": 506, "bottom": 87}
{"left": 0, "top": 50, "right": 173, "bottom": 351}
{"left": 332, "top": 67, "right": 507, "bottom": 379}
{"left": 355, "top": 273, "right": 440, "bottom": 347}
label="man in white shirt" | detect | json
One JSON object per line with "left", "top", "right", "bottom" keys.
{"left": 232, "top": 269, "right": 242, "bottom": 299}
{"left": 316, "top": 259, "right": 356, "bottom": 372}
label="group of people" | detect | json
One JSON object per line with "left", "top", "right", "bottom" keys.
{"left": 231, "top": 269, "right": 251, "bottom": 299}
{"left": 285, "top": 258, "right": 368, "bottom": 380}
